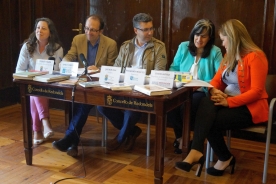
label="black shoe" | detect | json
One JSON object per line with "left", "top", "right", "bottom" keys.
{"left": 173, "top": 139, "right": 180, "bottom": 148}
{"left": 175, "top": 156, "right": 205, "bottom": 177}
{"left": 67, "top": 144, "right": 78, "bottom": 157}
{"left": 123, "top": 126, "right": 142, "bottom": 152}
{"left": 207, "top": 156, "right": 236, "bottom": 176}
{"left": 174, "top": 148, "right": 182, "bottom": 154}
{"left": 107, "top": 134, "right": 122, "bottom": 151}
{"left": 52, "top": 137, "right": 72, "bottom": 152}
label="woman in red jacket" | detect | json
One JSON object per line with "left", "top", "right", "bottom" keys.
{"left": 175, "top": 19, "right": 268, "bottom": 177}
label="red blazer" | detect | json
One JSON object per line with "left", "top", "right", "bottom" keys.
{"left": 210, "top": 52, "right": 268, "bottom": 123}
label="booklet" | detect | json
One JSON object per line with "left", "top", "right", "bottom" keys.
{"left": 134, "top": 84, "right": 172, "bottom": 96}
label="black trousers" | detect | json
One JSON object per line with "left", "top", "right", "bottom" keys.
{"left": 192, "top": 97, "right": 254, "bottom": 161}
{"left": 167, "top": 91, "right": 206, "bottom": 139}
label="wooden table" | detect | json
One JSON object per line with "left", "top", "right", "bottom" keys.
{"left": 14, "top": 79, "right": 192, "bottom": 184}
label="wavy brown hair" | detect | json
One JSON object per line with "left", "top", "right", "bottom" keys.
{"left": 24, "top": 17, "right": 62, "bottom": 56}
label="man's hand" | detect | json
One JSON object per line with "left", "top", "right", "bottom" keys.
{"left": 88, "top": 65, "right": 98, "bottom": 71}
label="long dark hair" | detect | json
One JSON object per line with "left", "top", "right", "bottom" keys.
{"left": 25, "top": 17, "right": 62, "bottom": 56}
{"left": 188, "top": 19, "right": 215, "bottom": 58}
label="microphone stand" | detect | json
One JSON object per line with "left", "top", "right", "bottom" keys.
{"left": 83, "top": 64, "right": 93, "bottom": 81}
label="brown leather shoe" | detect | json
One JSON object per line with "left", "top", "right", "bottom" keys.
{"left": 107, "top": 135, "right": 122, "bottom": 151}
{"left": 124, "top": 126, "right": 142, "bottom": 152}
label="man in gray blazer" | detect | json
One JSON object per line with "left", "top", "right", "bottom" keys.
{"left": 53, "top": 14, "right": 118, "bottom": 157}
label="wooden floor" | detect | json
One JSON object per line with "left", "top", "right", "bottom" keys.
{"left": 0, "top": 104, "right": 276, "bottom": 184}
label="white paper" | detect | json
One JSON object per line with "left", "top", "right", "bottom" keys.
{"left": 150, "top": 70, "right": 175, "bottom": 88}
{"left": 183, "top": 80, "right": 213, "bottom": 87}
{"left": 59, "top": 61, "right": 79, "bottom": 77}
{"left": 124, "top": 68, "right": 146, "bottom": 85}
{"left": 35, "top": 59, "right": 54, "bottom": 74}
{"left": 99, "top": 66, "right": 121, "bottom": 84}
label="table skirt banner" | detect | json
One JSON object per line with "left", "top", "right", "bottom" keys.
{"left": 26, "top": 84, "right": 65, "bottom": 99}
{"left": 104, "top": 94, "right": 154, "bottom": 111}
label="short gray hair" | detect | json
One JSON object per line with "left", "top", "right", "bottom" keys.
{"left": 133, "top": 13, "right": 153, "bottom": 28}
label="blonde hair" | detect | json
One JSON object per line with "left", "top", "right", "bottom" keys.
{"left": 219, "top": 19, "right": 264, "bottom": 72}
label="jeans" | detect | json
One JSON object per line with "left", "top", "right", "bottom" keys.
{"left": 65, "top": 103, "right": 94, "bottom": 144}
{"left": 97, "top": 106, "right": 141, "bottom": 143}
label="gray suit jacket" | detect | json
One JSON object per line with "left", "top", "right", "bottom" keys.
{"left": 63, "top": 34, "right": 118, "bottom": 67}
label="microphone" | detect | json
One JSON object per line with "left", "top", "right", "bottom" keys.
{"left": 48, "top": 57, "right": 55, "bottom": 70}
{"left": 79, "top": 53, "right": 88, "bottom": 75}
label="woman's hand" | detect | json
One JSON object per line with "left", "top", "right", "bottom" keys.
{"left": 210, "top": 88, "right": 229, "bottom": 107}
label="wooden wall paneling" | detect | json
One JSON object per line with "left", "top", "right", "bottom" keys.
{"left": 90, "top": 0, "right": 162, "bottom": 48}
{"left": 32, "top": 0, "right": 89, "bottom": 54}
{"left": 168, "top": 0, "right": 271, "bottom": 69}
{"left": 0, "top": 0, "right": 22, "bottom": 107}
{"left": 263, "top": 0, "right": 276, "bottom": 74}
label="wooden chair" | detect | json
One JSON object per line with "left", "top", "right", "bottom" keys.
{"left": 205, "top": 75, "right": 276, "bottom": 183}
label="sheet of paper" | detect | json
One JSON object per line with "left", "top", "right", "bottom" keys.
{"left": 35, "top": 59, "right": 54, "bottom": 74}
{"left": 150, "top": 70, "right": 175, "bottom": 88}
{"left": 124, "top": 68, "right": 146, "bottom": 85}
{"left": 183, "top": 80, "right": 213, "bottom": 87}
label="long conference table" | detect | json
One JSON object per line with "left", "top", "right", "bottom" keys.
{"left": 14, "top": 79, "right": 192, "bottom": 184}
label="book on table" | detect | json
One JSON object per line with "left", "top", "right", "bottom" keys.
{"left": 100, "top": 83, "right": 134, "bottom": 91}
{"left": 134, "top": 84, "right": 172, "bottom": 96}
{"left": 13, "top": 71, "right": 48, "bottom": 80}
{"left": 33, "top": 74, "right": 70, "bottom": 83}
{"left": 78, "top": 81, "right": 101, "bottom": 87}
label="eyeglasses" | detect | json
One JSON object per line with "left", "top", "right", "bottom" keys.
{"left": 84, "top": 26, "right": 100, "bottom": 33}
{"left": 136, "top": 27, "right": 155, "bottom": 33}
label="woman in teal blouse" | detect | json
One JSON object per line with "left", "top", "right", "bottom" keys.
{"left": 168, "top": 19, "right": 223, "bottom": 154}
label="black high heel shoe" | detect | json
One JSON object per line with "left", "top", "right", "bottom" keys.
{"left": 175, "top": 156, "right": 205, "bottom": 177}
{"left": 207, "top": 156, "right": 236, "bottom": 176}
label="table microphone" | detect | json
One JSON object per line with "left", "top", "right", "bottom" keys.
{"left": 79, "top": 53, "right": 88, "bottom": 75}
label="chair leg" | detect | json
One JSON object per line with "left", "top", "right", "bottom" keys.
{"left": 146, "top": 113, "right": 151, "bottom": 156}
{"left": 262, "top": 98, "right": 275, "bottom": 183}
{"left": 206, "top": 141, "right": 211, "bottom": 168}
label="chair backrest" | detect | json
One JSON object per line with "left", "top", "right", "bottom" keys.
{"left": 241, "top": 74, "right": 276, "bottom": 133}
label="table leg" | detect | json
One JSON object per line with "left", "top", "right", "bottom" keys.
{"left": 154, "top": 103, "right": 166, "bottom": 184}
{"left": 182, "top": 89, "right": 192, "bottom": 159}
{"left": 21, "top": 94, "right": 33, "bottom": 165}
